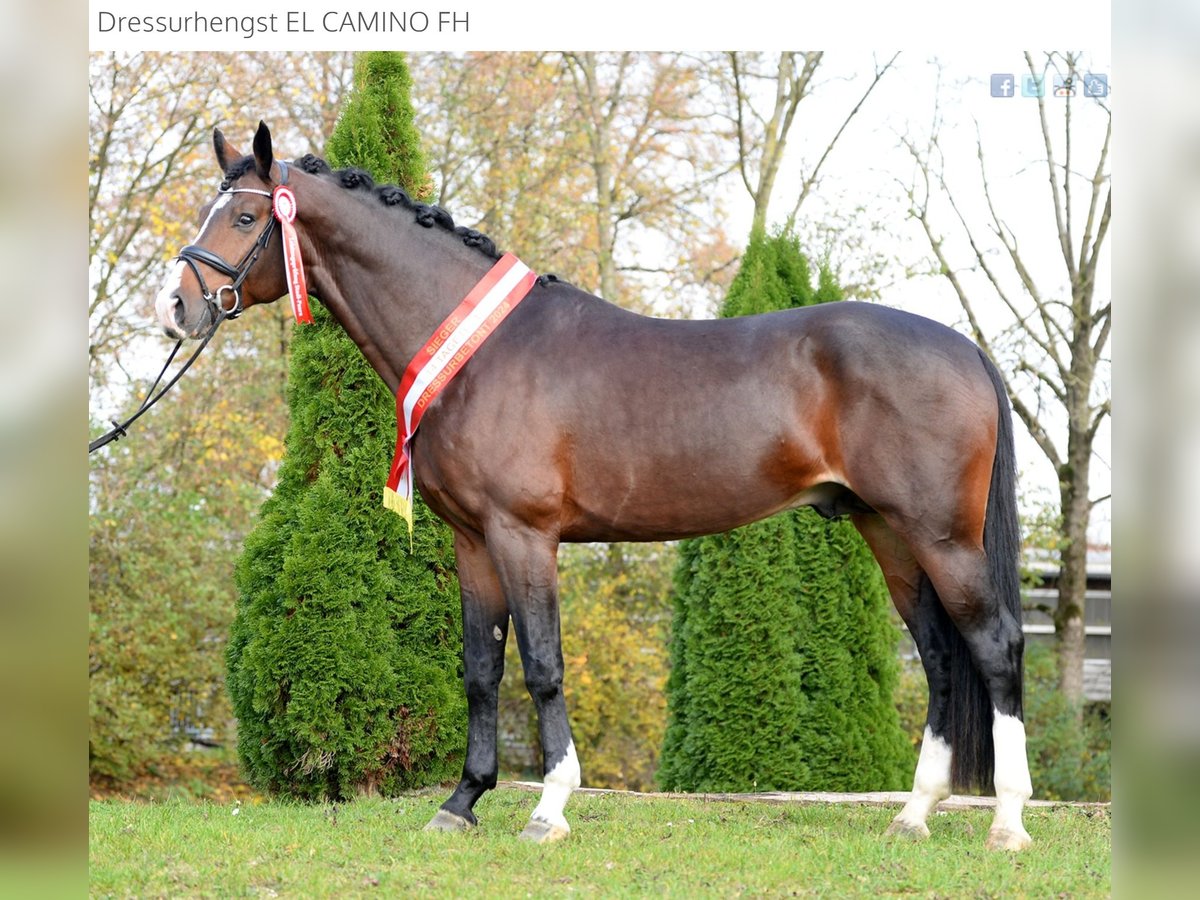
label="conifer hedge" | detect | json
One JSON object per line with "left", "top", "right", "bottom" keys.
{"left": 226, "top": 52, "right": 466, "bottom": 800}
{"left": 659, "top": 229, "right": 914, "bottom": 793}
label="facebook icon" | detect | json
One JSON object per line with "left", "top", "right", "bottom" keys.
{"left": 990, "top": 74, "right": 1016, "bottom": 98}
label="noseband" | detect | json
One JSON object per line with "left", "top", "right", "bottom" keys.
{"left": 176, "top": 159, "right": 291, "bottom": 320}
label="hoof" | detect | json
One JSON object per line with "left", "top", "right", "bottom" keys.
{"left": 424, "top": 809, "right": 474, "bottom": 833}
{"left": 985, "top": 826, "right": 1032, "bottom": 851}
{"left": 519, "top": 817, "right": 570, "bottom": 844}
{"left": 885, "top": 818, "right": 931, "bottom": 841}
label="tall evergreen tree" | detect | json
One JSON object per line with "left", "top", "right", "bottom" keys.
{"left": 659, "top": 229, "right": 913, "bottom": 793}
{"left": 227, "top": 52, "right": 466, "bottom": 799}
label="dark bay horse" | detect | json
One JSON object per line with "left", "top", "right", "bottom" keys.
{"left": 156, "top": 123, "right": 1032, "bottom": 850}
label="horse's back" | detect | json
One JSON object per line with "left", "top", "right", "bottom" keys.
{"left": 521, "top": 287, "right": 982, "bottom": 377}
{"left": 510, "top": 291, "right": 992, "bottom": 434}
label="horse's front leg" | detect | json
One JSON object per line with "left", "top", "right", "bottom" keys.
{"left": 426, "top": 527, "right": 510, "bottom": 832}
{"left": 486, "top": 522, "right": 579, "bottom": 843}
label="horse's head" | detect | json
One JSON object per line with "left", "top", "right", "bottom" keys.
{"left": 155, "top": 122, "right": 291, "bottom": 339}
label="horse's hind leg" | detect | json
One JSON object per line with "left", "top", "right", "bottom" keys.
{"left": 919, "top": 542, "right": 1032, "bottom": 851}
{"left": 426, "top": 528, "right": 510, "bottom": 832}
{"left": 485, "top": 522, "right": 579, "bottom": 843}
{"left": 853, "top": 514, "right": 953, "bottom": 840}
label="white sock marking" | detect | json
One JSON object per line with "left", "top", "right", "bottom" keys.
{"left": 991, "top": 711, "right": 1032, "bottom": 837}
{"left": 530, "top": 741, "right": 580, "bottom": 832}
{"left": 893, "top": 727, "right": 952, "bottom": 829}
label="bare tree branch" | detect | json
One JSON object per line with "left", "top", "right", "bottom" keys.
{"left": 907, "top": 188, "right": 1065, "bottom": 471}
{"left": 790, "top": 52, "right": 899, "bottom": 220}
{"left": 1017, "top": 359, "right": 1069, "bottom": 406}
{"left": 938, "top": 141, "right": 1067, "bottom": 374}
{"left": 1088, "top": 399, "right": 1111, "bottom": 444}
{"left": 1079, "top": 113, "right": 1112, "bottom": 275}
{"left": 1091, "top": 303, "right": 1112, "bottom": 369}
{"left": 1026, "top": 51, "right": 1077, "bottom": 282}
{"left": 972, "top": 122, "right": 1073, "bottom": 359}
{"left": 729, "top": 52, "right": 755, "bottom": 200}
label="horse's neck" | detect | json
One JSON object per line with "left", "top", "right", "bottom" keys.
{"left": 298, "top": 182, "right": 493, "bottom": 394}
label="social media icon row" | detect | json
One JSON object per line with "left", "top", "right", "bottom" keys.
{"left": 990, "top": 73, "right": 1108, "bottom": 98}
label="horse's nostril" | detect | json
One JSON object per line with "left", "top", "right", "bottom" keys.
{"left": 172, "top": 295, "right": 187, "bottom": 328}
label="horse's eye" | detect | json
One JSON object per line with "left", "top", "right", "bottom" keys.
{"left": 237, "top": 213, "right": 255, "bottom": 227}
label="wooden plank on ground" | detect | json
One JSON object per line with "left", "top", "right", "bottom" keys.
{"left": 498, "top": 781, "right": 1110, "bottom": 810}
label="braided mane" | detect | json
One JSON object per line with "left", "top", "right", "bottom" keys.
{"left": 221, "top": 154, "right": 501, "bottom": 261}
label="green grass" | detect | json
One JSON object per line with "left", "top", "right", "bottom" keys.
{"left": 89, "top": 787, "right": 1110, "bottom": 898}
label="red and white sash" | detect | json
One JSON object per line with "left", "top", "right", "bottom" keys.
{"left": 383, "top": 252, "right": 537, "bottom": 532}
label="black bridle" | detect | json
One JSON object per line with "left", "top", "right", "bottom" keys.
{"left": 89, "top": 161, "right": 290, "bottom": 454}
{"left": 176, "top": 160, "right": 290, "bottom": 321}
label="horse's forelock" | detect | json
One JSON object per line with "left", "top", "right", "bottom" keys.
{"left": 219, "top": 156, "right": 258, "bottom": 192}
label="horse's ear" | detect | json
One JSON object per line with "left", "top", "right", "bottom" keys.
{"left": 213, "top": 128, "right": 243, "bottom": 176}
{"left": 253, "top": 121, "right": 274, "bottom": 183}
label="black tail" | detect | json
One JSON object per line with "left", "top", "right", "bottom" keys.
{"left": 928, "top": 351, "right": 1024, "bottom": 792}
{"left": 978, "top": 350, "right": 1024, "bottom": 687}
{"left": 922, "top": 572, "right": 995, "bottom": 791}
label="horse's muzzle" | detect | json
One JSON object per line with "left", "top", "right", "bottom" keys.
{"left": 158, "top": 295, "right": 196, "bottom": 340}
